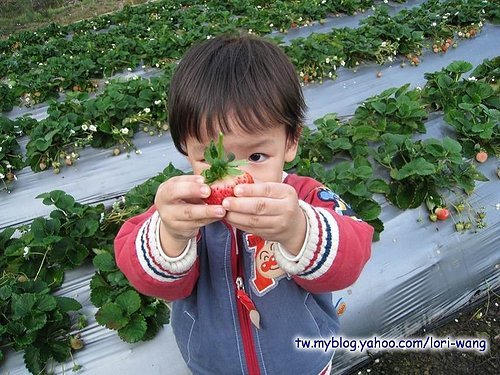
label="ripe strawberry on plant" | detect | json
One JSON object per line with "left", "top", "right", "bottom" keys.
{"left": 475, "top": 151, "right": 488, "bottom": 163}
{"left": 201, "top": 133, "right": 254, "bottom": 205}
{"left": 435, "top": 207, "right": 450, "bottom": 221}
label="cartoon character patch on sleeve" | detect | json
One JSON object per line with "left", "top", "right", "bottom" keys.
{"left": 245, "top": 234, "right": 285, "bottom": 296}
{"left": 316, "top": 188, "right": 362, "bottom": 220}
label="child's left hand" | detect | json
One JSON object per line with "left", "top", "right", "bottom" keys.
{"left": 221, "top": 182, "right": 307, "bottom": 256}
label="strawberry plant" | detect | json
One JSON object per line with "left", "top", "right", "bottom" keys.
{"left": 91, "top": 249, "right": 170, "bottom": 343}
{"left": 0, "top": 276, "right": 84, "bottom": 374}
{"left": 0, "top": 118, "right": 24, "bottom": 189}
{"left": 0, "top": 82, "right": 20, "bottom": 112}
{"left": 289, "top": 114, "right": 353, "bottom": 166}
{"left": 84, "top": 72, "right": 171, "bottom": 150}
{"left": 423, "top": 60, "right": 500, "bottom": 157}
{"left": 25, "top": 113, "right": 87, "bottom": 173}
{"left": 295, "top": 156, "right": 384, "bottom": 240}
{"left": 283, "top": 33, "right": 346, "bottom": 84}
{"left": 351, "top": 84, "right": 428, "bottom": 136}
{"left": 1, "top": 190, "right": 105, "bottom": 284}
{"left": 371, "top": 134, "right": 488, "bottom": 210}
{"left": 104, "top": 163, "right": 185, "bottom": 230}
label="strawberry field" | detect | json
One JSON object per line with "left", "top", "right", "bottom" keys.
{"left": 0, "top": 0, "right": 499, "bottom": 374}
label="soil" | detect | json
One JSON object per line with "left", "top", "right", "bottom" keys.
{"left": 350, "top": 292, "right": 499, "bottom": 375}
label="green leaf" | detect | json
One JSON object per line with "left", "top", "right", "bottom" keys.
{"left": 93, "top": 252, "right": 117, "bottom": 272}
{"left": 49, "top": 340, "right": 70, "bottom": 362}
{"left": 24, "top": 312, "right": 47, "bottom": 333}
{"left": 423, "top": 139, "right": 445, "bottom": 157}
{"left": 90, "top": 286, "right": 111, "bottom": 307}
{"left": 358, "top": 200, "right": 382, "bottom": 221}
{"left": 70, "top": 217, "right": 99, "bottom": 237}
{"left": 389, "top": 184, "right": 409, "bottom": 209}
{"left": 96, "top": 302, "right": 129, "bottom": 330}
{"left": 56, "top": 296, "right": 82, "bottom": 313}
{"left": 11, "top": 293, "right": 36, "bottom": 318}
{"left": 442, "top": 137, "right": 462, "bottom": 154}
{"left": 353, "top": 165, "right": 373, "bottom": 179}
{"left": 394, "top": 158, "right": 436, "bottom": 180}
{"left": 0, "top": 285, "right": 12, "bottom": 300}
{"left": 36, "top": 294, "right": 57, "bottom": 312}
{"left": 24, "top": 346, "right": 43, "bottom": 375}
{"left": 352, "top": 126, "right": 379, "bottom": 142}
{"left": 350, "top": 183, "right": 368, "bottom": 197}
{"left": 116, "top": 290, "right": 142, "bottom": 316}
{"left": 446, "top": 61, "right": 473, "bottom": 74}
{"left": 367, "top": 179, "right": 390, "bottom": 194}
{"left": 67, "top": 243, "right": 89, "bottom": 266}
{"left": 30, "top": 218, "right": 47, "bottom": 239}
{"left": 118, "top": 314, "right": 147, "bottom": 343}
{"left": 371, "top": 101, "right": 386, "bottom": 115}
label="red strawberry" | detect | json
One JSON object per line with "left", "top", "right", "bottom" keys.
{"left": 435, "top": 207, "right": 450, "bottom": 221}
{"left": 475, "top": 151, "right": 488, "bottom": 163}
{"left": 202, "top": 133, "right": 254, "bottom": 205}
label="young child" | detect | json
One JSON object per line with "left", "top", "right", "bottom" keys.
{"left": 115, "top": 33, "right": 373, "bottom": 375}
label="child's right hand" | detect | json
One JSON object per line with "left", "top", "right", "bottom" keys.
{"left": 154, "top": 175, "right": 226, "bottom": 257}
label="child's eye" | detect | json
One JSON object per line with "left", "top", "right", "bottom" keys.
{"left": 249, "top": 153, "right": 266, "bottom": 162}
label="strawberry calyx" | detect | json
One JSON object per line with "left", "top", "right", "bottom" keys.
{"left": 201, "top": 132, "right": 246, "bottom": 184}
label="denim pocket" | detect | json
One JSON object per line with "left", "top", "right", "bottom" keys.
{"left": 304, "top": 293, "right": 337, "bottom": 340}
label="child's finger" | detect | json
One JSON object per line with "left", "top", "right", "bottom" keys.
{"left": 222, "top": 196, "right": 281, "bottom": 216}
{"left": 174, "top": 203, "right": 226, "bottom": 223}
{"left": 233, "top": 182, "right": 290, "bottom": 198}
{"left": 156, "top": 176, "right": 209, "bottom": 203}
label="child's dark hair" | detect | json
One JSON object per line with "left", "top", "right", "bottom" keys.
{"left": 168, "top": 33, "right": 306, "bottom": 155}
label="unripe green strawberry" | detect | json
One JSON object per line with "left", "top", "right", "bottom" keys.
{"left": 202, "top": 133, "right": 254, "bottom": 206}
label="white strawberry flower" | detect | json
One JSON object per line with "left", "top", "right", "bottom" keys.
{"left": 154, "top": 100, "right": 162, "bottom": 105}
{"left": 89, "top": 125, "right": 97, "bottom": 132}
{"left": 0, "top": 173, "right": 4, "bottom": 179}
{"left": 23, "top": 246, "right": 30, "bottom": 258}
{"left": 432, "top": 22, "right": 437, "bottom": 26}
{"left": 81, "top": 124, "right": 88, "bottom": 131}
{"left": 325, "top": 57, "right": 330, "bottom": 64}
{"left": 121, "top": 128, "right": 129, "bottom": 135}
{"left": 144, "top": 107, "right": 151, "bottom": 113}
{"left": 468, "top": 76, "right": 477, "bottom": 81}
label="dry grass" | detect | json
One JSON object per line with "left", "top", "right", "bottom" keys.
{"left": 0, "top": 0, "right": 151, "bottom": 38}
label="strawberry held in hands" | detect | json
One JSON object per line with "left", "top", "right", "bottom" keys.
{"left": 202, "top": 133, "right": 254, "bottom": 205}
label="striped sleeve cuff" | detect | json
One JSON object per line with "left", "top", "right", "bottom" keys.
{"left": 135, "top": 210, "right": 197, "bottom": 283}
{"left": 274, "top": 201, "right": 339, "bottom": 279}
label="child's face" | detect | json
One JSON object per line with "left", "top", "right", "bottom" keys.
{"left": 185, "top": 124, "right": 298, "bottom": 183}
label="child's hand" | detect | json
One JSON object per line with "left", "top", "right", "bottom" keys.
{"left": 221, "top": 182, "right": 307, "bottom": 256}
{"left": 154, "top": 175, "right": 226, "bottom": 257}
